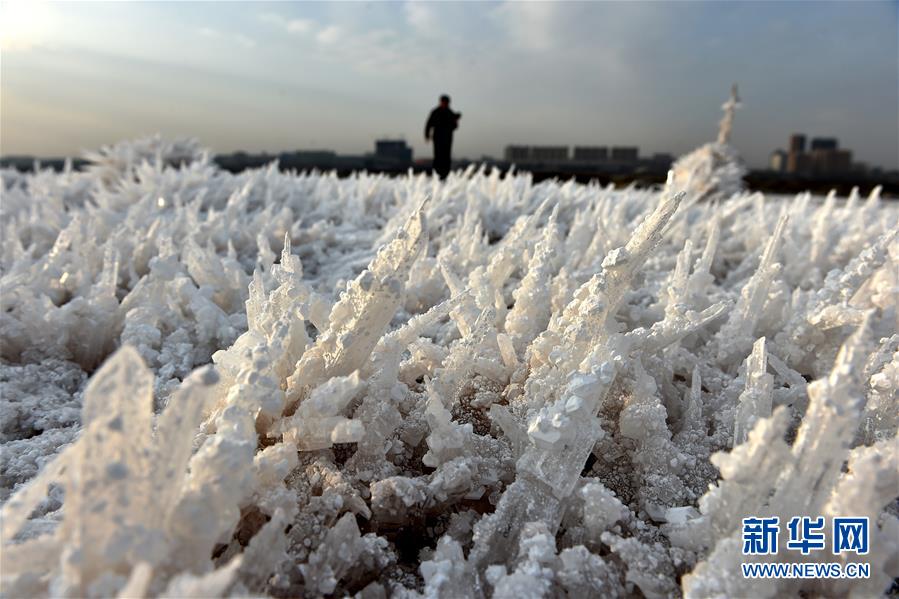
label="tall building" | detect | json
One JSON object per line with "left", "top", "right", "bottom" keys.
{"left": 789, "top": 134, "right": 806, "bottom": 154}
{"left": 786, "top": 134, "right": 807, "bottom": 173}
{"left": 374, "top": 140, "right": 412, "bottom": 163}
{"left": 610, "top": 147, "right": 639, "bottom": 163}
{"left": 573, "top": 146, "right": 608, "bottom": 162}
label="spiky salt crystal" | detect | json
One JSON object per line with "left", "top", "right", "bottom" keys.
{"left": 1, "top": 105, "right": 897, "bottom": 597}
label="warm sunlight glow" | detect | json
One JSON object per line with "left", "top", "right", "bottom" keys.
{"left": 0, "top": 1, "right": 55, "bottom": 51}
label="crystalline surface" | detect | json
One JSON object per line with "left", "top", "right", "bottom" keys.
{"left": 2, "top": 92, "right": 898, "bottom": 597}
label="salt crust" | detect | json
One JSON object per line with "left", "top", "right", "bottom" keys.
{"left": 1, "top": 93, "right": 897, "bottom": 597}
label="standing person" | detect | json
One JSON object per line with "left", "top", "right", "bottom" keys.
{"left": 424, "top": 94, "right": 461, "bottom": 180}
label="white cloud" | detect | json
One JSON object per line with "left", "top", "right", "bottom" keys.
{"left": 260, "top": 12, "right": 315, "bottom": 36}
{"left": 316, "top": 25, "right": 341, "bottom": 45}
{"left": 404, "top": 2, "right": 438, "bottom": 37}
{"left": 198, "top": 26, "right": 254, "bottom": 49}
{"left": 287, "top": 19, "right": 313, "bottom": 34}
{"left": 491, "top": 1, "right": 561, "bottom": 52}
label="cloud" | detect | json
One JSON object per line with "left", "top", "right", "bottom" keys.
{"left": 259, "top": 12, "right": 315, "bottom": 35}
{"left": 404, "top": 2, "right": 438, "bottom": 37}
{"left": 403, "top": 1, "right": 488, "bottom": 46}
{"left": 287, "top": 19, "right": 313, "bottom": 34}
{"left": 198, "top": 26, "right": 254, "bottom": 49}
{"left": 491, "top": 1, "right": 560, "bottom": 52}
{"left": 316, "top": 25, "right": 341, "bottom": 44}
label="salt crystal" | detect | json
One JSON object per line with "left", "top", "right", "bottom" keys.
{"left": 2, "top": 102, "right": 896, "bottom": 598}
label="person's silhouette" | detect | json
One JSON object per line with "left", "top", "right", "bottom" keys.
{"left": 424, "top": 94, "right": 460, "bottom": 180}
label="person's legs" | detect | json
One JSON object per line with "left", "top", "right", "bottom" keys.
{"left": 432, "top": 142, "right": 444, "bottom": 178}
{"left": 433, "top": 140, "right": 451, "bottom": 179}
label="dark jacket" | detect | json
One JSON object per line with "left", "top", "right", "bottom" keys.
{"left": 425, "top": 106, "right": 460, "bottom": 142}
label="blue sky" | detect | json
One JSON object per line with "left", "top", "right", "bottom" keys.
{"left": 1, "top": 1, "right": 897, "bottom": 169}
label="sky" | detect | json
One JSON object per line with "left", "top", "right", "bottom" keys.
{"left": 1, "top": 1, "right": 897, "bottom": 169}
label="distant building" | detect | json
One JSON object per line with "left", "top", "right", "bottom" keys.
{"left": 504, "top": 145, "right": 531, "bottom": 162}
{"left": 789, "top": 133, "right": 806, "bottom": 154}
{"left": 530, "top": 146, "right": 568, "bottom": 162}
{"left": 769, "top": 150, "right": 787, "bottom": 172}
{"left": 810, "top": 138, "right": 838, "bottom": 151}
{"left": 787, "top": 151, "right": 810, "bottom": 174}
{"left": 786, "top": 134, "right": 807, "bottom": 173}
{"left": 503, "top": 145, "right": 568, "bottom": 163}
{"left": 650, "top": 153, "right": 673, "bottom": 166}
{"left": 781, "top": 134, "right": 853, "bottom": 175}
{"left": 276, "top": 150, "right": 337, "bottom": 170}
{"left": 284, "top": 150, "right": 337, "bottom": 161}
{"left": 374, "top": 139, "right": 412, "bottom": 163}
{"left": 810, "top": 148, "right": 852, "bottom": 174}
{"left": 610, "top": 147, "right": 639, "bottom": 163}
{"left": 573, "top": 146, "right": 608, "bottom": 162}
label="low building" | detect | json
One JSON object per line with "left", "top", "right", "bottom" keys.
{"left": 504, "top": 145, "right": 531, "bottom": 162}
{"left": 277, "top": 150, "right": 338, "bottom": 170}
{"left": 573, "top": 146, "right": 608, "bottom": 162}
{"left": 530, "top": 146, "right": 569, "bottom": 162}
{"left": 503, "top": 145, "right": 569, "bottom": 163}
{"left": 650, "top": 153, "right": 673, "bottom": 166}
{"left": 374, "top": 140, "right": 412, "bottom": 164}
{"left": 610, "top": 146, "right": 639, "bottom": 163}
{"left": 810, "top": 148, "right": 852, "bottom": 174}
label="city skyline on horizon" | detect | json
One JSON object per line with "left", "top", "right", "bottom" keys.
{"left": 2, "top": 1, "right": 897, "bottom": 170}
{"left": 1, "top": 128, "right": 882, "bottom": 176}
